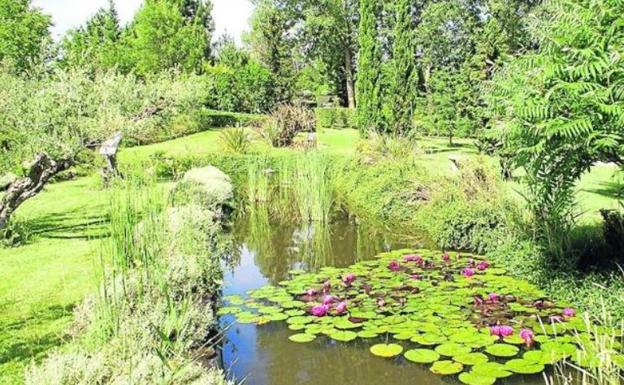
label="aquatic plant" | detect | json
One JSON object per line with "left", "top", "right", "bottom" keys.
{"left": 221, "top": 249, "right": 616, "bottom": 383}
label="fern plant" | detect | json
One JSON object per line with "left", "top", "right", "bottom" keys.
{"left": 490, "top": 0, "right": 624, "bottom": 261}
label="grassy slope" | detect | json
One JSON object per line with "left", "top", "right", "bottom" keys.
{"left": 0, "top": 128, "right": 619, "bottom": 384}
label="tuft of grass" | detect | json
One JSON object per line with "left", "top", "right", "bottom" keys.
{"left": 219, "top": 127, "right": 251, "bottom": 154}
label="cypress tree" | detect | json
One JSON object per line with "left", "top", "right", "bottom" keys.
{"left": 356, "top": 0, "right": 384, "bottom": 134}
{"left": 388, "top": 0, "right": 417, "bottom": 135}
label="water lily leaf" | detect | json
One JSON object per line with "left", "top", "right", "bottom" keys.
{"left": 285, "top": 309, "right": 305, "bottom": 317}
{"left": 453, "top": 352, "right": 489, "bottom": 366}
{"left": 328, "top": 330, "right": 358, "bottom": 342}
{"left": 472, "top": 362, "right": 512, "bottom": 378}
{"left": 412, "top": 333, "right": 447, "bottom": 346}
{"left": 435, "top": 343, "right": 471, "bottom": 357}
{"left": 267, "top": 312, "right": 289, "bottom": 321}
{"left": 505, "top": 359, "right": 545, "bottom": 374}
{"left": 458, "top": 372, "right": 496, "bottom": 385}
{"left": 370, "top": 343, "right": 404, "bottom": 358}
{"left": 430, "top": 360, "right": 464, "bottom": 375}
{"left": 288, "top": 323, "right": 307, "bottom": 331}
{"left": 503, "top": 335, "right": 525, "bottom": 345}
{"left": 217, "top": 306, "right": 241, "bottom": 316}
{"left": 357, "top": 330, "right": 379, "bottom": 339}
{"left": 286, "top": 316, "right": 314, "bottom": 325}
{"left": 485, "top": 344, "right": 520, "bottom": 357}
{"left": 258, "top": 306, "right": 282, "bottom": 314}
{"left": 404, "top": 349, "right": 440, "bottom": 364}
{"left": 288, "top": 333, "right": 316, "bottom": 343}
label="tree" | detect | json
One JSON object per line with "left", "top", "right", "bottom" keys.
{"left": 356, "top": 0, "right": 384, "bottom": 133}
{"left": 297, "top": 0, "right": 359, "bottom": 108}
{"left": 59, "top": 0, "right": 122, "bottom": 71}
{"left": 0, "top": 0, "right": 51, "bottom": 73}
{"left": 123, "top": 0, "right": 214, "bottom": 75}
{"left": 247, "top": 0, "right": 296, "bottom": 105}
{"left": 491, "top": 0, "right": 624, "bottom": 259}
{"left": 0, "top": 68, "right": 205, "bottom": 232}
{"left": 387, "top": 0, "right": 417, "bottom": 135}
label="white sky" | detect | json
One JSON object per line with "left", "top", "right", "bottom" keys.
{"left": 31, "top": 0, "right": 253, "bottom": 44}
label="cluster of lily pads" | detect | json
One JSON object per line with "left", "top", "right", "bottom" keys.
{"left": 219, "top": 249, "right": 623, "bottom": 385}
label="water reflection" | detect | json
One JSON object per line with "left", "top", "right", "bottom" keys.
{"left": 220, "top": 213, "right": 545, "bottom": 385}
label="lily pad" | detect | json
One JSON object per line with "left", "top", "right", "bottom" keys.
{"left": 505, "top": 359, "right": 545, "bottom": 374}
{"left": 430, "top": 360, "right": 464, "bottom": 375}
{"left": 458, "top": 372, "right": 496, "bottom": 385}
{"left": 453, "top": 352, "right": 489, "bottom": 366}
{"left": 288, "top": 333, "right": 316, "bottom": 343}
{"left": 485, "top": 344, "right": 520, "bottom": 357}
{"left": 472, "top": 362, "right": 512, "bottom": 378}
{"left": 370, "top": 343, "right": 404, "bottom": 358}
{"left": 435, "top": 343, "right": 471, "bottom": 357}
{"left": 404, "top": 349, "right": 441, "bottom": 364}
{"left": 328, "top": 330, "right": 358, "bottom": 342}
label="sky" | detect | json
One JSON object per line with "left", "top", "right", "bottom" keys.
{"left": 31, "top": 0, "right": 254, "bottom": 44}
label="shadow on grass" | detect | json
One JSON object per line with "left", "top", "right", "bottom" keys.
{"left": 14, "top": 208, "right": 111, "bottom": 245}
{"left": 0, "top": 304, "right": 75, "bottom": 367}
{"left": 583, "top": 181, "right": 623, "bottom": 201}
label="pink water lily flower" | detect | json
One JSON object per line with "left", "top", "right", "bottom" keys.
{"left": 388, "top": 260, "right": 401, "bottom": 272}
{"left": 520, "top": 328, "right": 534, "bottom": 347}
{"left": 335, "top": 301, "right": 348, "bottom": 315}
{"left": 311, "top": 304, "right": 329, "bottom": 317}
{"left": 442, "top": 253, "right": 451, "bottom": 262}
{"left": 403, "top": 254, "right": 422, "bottom": 263}
{"left": 410, "top": 274, "right": 422, "bottom": 280}
{"left": 322, "top": 295, "right": 336, "bottom": 305}
{"left": 477, "top": 261, "right": 490, "bottom": 271}
{"left": 563, "top": 308, "right": 576, "bottom": 318}
{"left": 489, "top": 325, "right": 501, "bottom": 336}
{"left": 462, "top": 268, "right": 475, "bottom": 278}
{"left": 489, "top": 293, "right": 500, "bottom": 302}
{"left": 342, "top": 273, "right": 356, "bottom": 286}
{"left": 499, "top": 325, "right": 514, "bottom": 337}
{"left": 306, "top": 288, "right": 318, "bottom": 297}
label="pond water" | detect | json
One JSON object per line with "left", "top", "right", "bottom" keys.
{"left": 218, "top": 210, "right": 549, "bottom": 385}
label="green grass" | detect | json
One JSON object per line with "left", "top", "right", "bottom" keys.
{"left": 1, "top": 128, "right": 621, "bottom": 384}
{"left": 0, "top": 177, "right": 107, "bottom": 384}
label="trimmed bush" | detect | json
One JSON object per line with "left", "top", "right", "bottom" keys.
{"left": 315, "top": 107, "right": 356, "bottom": 130}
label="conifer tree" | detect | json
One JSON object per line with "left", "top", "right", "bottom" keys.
{"left": 388, "top": 0, "right": 417, "bottom": 135}
{"left": 355, "top": 0, "right": 384, "bottom": 134}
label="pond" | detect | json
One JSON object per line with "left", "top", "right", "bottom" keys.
{"left": 217, "top": 208, "right": 589, "bottom": 385}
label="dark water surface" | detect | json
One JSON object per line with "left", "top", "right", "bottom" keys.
{"left": 219, "top": 212, "right": 546, "bottom": 385}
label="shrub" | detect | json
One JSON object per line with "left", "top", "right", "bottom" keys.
{"left": 315, "top": 108, "right": 356, "bottom": 130}
{"left": 262, "top": 104, "right": 316, "bottom": 147}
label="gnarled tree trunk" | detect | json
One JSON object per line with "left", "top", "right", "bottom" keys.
{"left": 0, "top": 153, "right": 72, "bottom": 231}
{"left": 99, "top": 132, "right": 123, "bottom": 185}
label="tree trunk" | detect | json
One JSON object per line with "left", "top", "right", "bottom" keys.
{"left": 345, "top": 48, "right": 356, "bottom": 109}
{"left": 99, "top": 132, "right": 124, "bottom": 185}
{"left": 0, "top": 153, "right": 72, "bottom": 231}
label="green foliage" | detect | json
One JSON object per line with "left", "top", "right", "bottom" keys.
{"left": 121, "top": 0, "right": 213, "bottom": 75}
{"left": 248, "top": 0, "right": 296, "bottom": 105}
{"left": 0, "top": 0, "right": 51, "bottom": 73}
{"left": 203, "top": 63, "right": 274, "bottom": 113}
{"left": 356, "top": 0, "right": 384, "bottom": 134}
{"left": 315, "top": 108, "right": 356, "bottom": 130}
{"left": 491, "top": 0, "right": 624, "bottom": 261}
{"left": 58, "top": 1, "right": 122, "bottom": 72}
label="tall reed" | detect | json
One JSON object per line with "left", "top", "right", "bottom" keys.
{"left": 292, "top": 152, "right": 333, "bottom": 223}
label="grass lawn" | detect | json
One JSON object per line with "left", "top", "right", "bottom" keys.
{"left": 0, "top": 127, "right": 620, "bottom": 384}
{"left": 0, "top": 177, "right": 107, "bottom": 384}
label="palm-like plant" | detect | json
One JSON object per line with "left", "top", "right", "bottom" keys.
{"left": 491, "top": 0, "right": 624, "bottom": 260}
